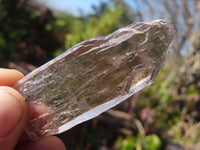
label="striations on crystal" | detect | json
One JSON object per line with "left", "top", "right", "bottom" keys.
{"left": 13, "top": 19, "right": 177, "bottom": 140}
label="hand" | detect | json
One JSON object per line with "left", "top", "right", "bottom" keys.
{"left": 0, "top": 68, "right": 66, "bottom": 150}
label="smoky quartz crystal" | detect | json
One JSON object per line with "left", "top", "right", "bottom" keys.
{"left": 14, "top": 20, "right": 177, "bottom": 140}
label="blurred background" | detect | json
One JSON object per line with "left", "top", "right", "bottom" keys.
{"left": 0, "top": 0, "right": 200, "bottom": 149}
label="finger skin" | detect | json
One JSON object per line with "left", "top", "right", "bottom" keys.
{"left": 16, "top": 136, "right": 66, "bottom": 150}
{"left": 0, "top": 87, "right": 27, "bottom": 150}
{"left": 0, "top": 87, "right": 26, "bottom": 113}
{"left": 0, "top": 69, "right": 26, "bottom": 150}
{"left": 0, "top": 68, "right": 24, "bottom": 86}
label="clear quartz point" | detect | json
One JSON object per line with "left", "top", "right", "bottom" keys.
{"left": 13, "top": 19, "right": 177, "bottom": 140}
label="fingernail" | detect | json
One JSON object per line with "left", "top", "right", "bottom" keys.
{"left": 0, "top": 91, "right": 23, "bottom": 136}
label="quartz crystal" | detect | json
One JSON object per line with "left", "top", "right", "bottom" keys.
{"left": 14, "top": 20, "right": 177, "bottom": 140}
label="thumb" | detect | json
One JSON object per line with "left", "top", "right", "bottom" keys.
{"left": 0, "top": 87, "right": 27, "bottom": 150}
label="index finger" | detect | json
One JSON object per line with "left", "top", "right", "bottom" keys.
{"left": 0, "top": 68, "right": 24, "bottom": 86}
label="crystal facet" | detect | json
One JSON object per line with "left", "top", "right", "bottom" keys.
{"left": 13, "top": 20, "right": 177, "bottom": 140}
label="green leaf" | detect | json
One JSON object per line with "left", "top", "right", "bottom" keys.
{"left": 187, "top": 86, "right": 199, "bottom": 94}
{"left": 143, "top": 134, "right": 161, "bottom": 150}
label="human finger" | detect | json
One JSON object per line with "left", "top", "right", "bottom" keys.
{"left": 16, "top": 136, "right": 66, "bottom": 150}
{"left": 0, "top": 87, "right": 27, "bottom": 150}
{"left": 0, "top": 68, "right": 24, "bottom": 86}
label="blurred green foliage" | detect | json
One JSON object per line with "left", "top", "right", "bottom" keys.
{"left": 53, "top": 0, "right": 139, "bottom": 57}
{"left": 0, "top": 0, "right": 64, "bottom": 65}
{"left": 137, "top": 64, "right": 181, "bottom": 130}
{"left": 115, "top": 134, "right": 161, "bottom": 150}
